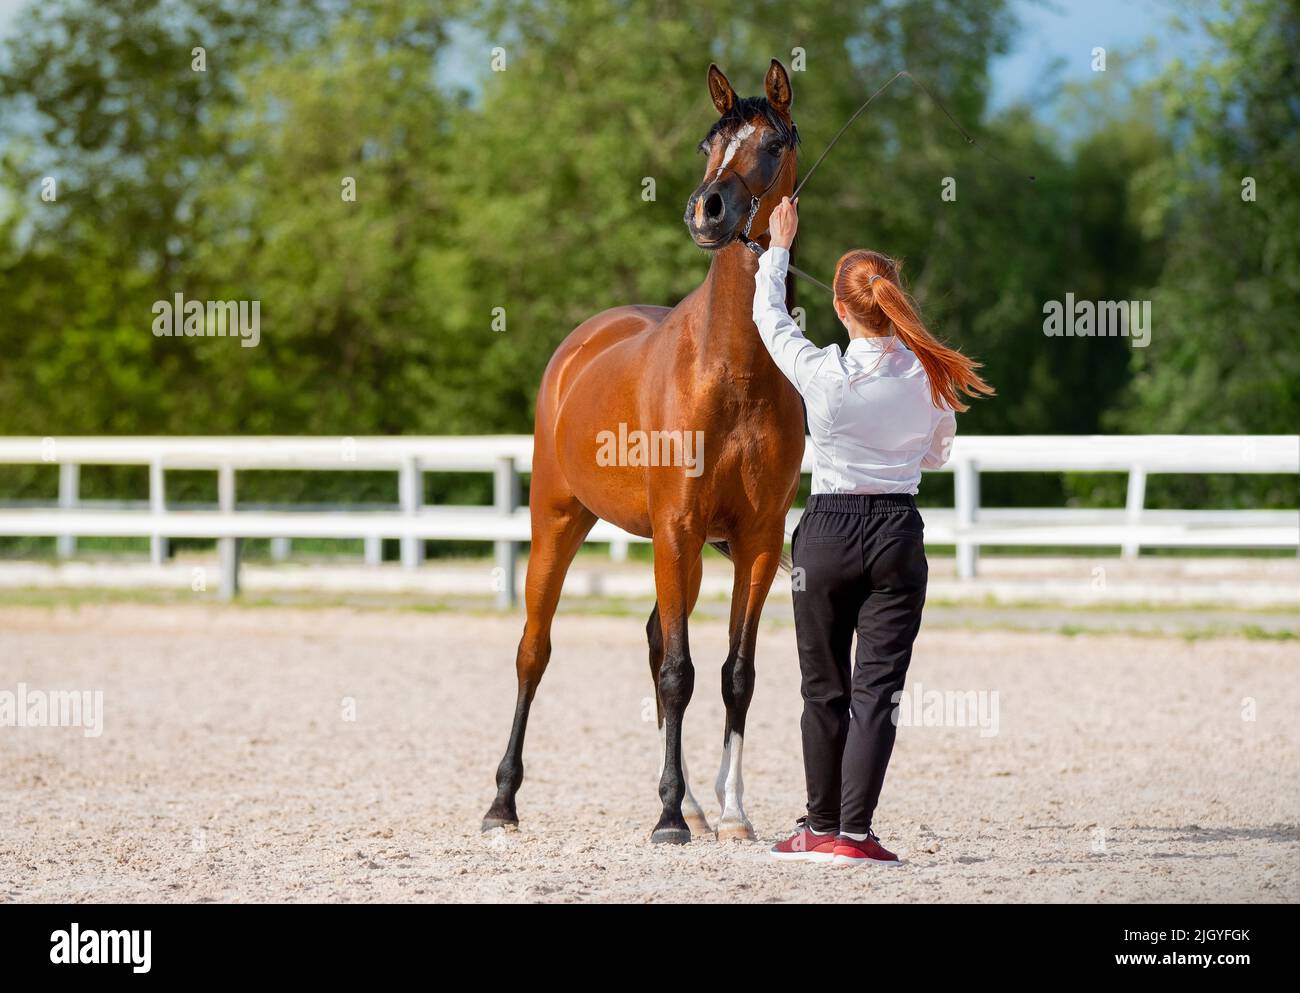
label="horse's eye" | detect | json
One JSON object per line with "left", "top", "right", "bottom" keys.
{"left": 765, "top": 143, "right": 784, "bottom": 157}
{"left": 697, "top": 141, "right": 710, "bottom": 155}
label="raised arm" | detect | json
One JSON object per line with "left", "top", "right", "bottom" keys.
{"left": 751, "top": 196, "right": 835, "bottom": 393}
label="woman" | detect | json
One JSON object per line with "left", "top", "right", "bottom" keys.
{"left": 756, "top": 196, "right": 993, "bottom": 866}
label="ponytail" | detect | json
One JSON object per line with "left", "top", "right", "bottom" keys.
{"left": 832, "top": 250, "right": 994, "bottom": 412}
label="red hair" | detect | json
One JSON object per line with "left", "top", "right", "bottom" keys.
{"left": 832, "top": 250, "right": 993, "bottom": 412}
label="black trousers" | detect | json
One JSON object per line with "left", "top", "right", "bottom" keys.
{"left": 791, "top": 493, "right": 928, "bottom": 835}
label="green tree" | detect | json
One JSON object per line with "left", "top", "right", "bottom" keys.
{"left": 0, "top": 0, "right": 333, "bottom": 436}
{"left": 1117, "top": 0, "right": 1299, "bottom": 437}
{"left": 1107, "top": 0, "right": 1299, "bottom": 509}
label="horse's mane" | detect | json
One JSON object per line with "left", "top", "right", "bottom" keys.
{"left": 704, "top": 96, "right": 800, "bottom": 149}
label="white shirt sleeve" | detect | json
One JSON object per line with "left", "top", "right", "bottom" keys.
{"left": 752, "top": 246, "right": 837, "bottom": 393}
{"left": 922, "top": 405, "right": 956, "bottom": 469}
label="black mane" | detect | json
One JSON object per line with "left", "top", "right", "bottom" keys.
{"left": 704, "top": 96, "right": 799, "bottom": 148}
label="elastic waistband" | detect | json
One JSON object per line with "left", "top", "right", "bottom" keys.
{"left": 805, "top": 493, "right": 917, "bottom": 515}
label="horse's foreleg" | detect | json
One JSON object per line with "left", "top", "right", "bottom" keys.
{"left": 649, "top": 528, "right": 705, "bottom": 844}
{"left": 714, "top": 531, "right": 783, "bottom": 842}
{"left": 647, "top": 553, "right": 710, "bottom": 835}
{"left": 482, "top": 497, "right": 596, "bottom": 831}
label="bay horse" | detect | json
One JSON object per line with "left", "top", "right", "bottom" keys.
{"left": 482, "top": 60, "right": 804, "bottom": 844}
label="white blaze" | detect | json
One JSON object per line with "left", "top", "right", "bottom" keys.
{"left": 714, "top": 123, "right": 755, "bottom": 181}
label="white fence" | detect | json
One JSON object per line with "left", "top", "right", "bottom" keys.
{"left": 0, "top": 435, "right": 1295, "bottom": 606}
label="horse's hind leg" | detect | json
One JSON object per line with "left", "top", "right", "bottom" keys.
{"left": 647, "top": 553, "right": 710, "bottom": 835}
{"left": 482, "top": 493, "right": 596, "bottom": 831}
{"left": 714, "top": 528, "right": 784, "bottom": 842}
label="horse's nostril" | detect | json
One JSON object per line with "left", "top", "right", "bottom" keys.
{"left": 704, "top": 193, "right": 724, "bottom": 221}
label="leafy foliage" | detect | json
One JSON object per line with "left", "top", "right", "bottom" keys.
{"left": 0, "top": 0, "right": 1294, "bottom": 512}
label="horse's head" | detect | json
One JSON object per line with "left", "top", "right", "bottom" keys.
{"left": 684, "top": 59, "right": 798, "bottom": 251}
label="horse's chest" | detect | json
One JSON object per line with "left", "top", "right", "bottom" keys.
{"left": 694, "top": 381, "right": 804, "bottom": 469}
{"left": 689, "top": 374, "right": 795, "bottom": 421}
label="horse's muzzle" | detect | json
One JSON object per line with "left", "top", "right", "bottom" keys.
{"left": 684, "top": 183, "right": 739, "bottom": 249}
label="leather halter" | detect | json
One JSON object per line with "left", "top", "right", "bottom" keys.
{"left": 732, "top": 145, "right": 790, "bottom": 255}
{"left": 728, "top": 141, "right": 835, "bottom": 294}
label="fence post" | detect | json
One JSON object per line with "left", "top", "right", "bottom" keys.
{"left": 57, "top": 462, "right": 79, "bottom": 558}
{"left": 364, "top": 535, "right": 382, "bottom": 565}
{"left": 218, "top": 463, "right": 240, "bottom": 600}
{"left": 609, "top": 537, "right": 629, "bottom": 562}
{"left": 149, "top": 458, "right": 168, "bottom": 564}
{"left": 270, "top": 537, "right": 291, "bottom": 561}
{"left": 954, "top": 458, "right": 979, "bottom": 579}
{"left": 1122, "top": 464, "right": 1147, "bottom": 560}
{"left": 399, "top": 456, "right": 423, "bottom": 569}
{"left": 494, "top": 456, "right": 520, "bottom": 609}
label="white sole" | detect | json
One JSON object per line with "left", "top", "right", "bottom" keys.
{"left": 832, "top": 854, "right": 903, "bottom": 866}
{"left": 769, "top": 850, "right": 836, "bottom": 863}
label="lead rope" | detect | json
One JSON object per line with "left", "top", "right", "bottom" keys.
{"left": 743, "top": 69, "right": 1038, "bottom": 296}
{"left": 795, "top": 70, "right": 1035, "bottom": 201}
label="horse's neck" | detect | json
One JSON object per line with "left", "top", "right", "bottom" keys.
{"left": 686, "top": 242, "right": 783, "bottom": 376}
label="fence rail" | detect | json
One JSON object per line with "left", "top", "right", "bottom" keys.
{"left": 0, "top": 435, "right": 1295, "bottom": 606}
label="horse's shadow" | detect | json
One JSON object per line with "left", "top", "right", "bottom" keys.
{"left": 1120, "top": 823, "right": 1300, "bottom": 845}
{"left": 1011, "top": 822, "right": 1300, "bottom": 867}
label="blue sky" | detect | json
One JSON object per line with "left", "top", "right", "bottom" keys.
{"left": 989, "top": 0, "right": 1212, "bottom": 112}
{"left": 0, "top": 0, "right": 20, "bottom": 35}
{"left": 0, "top": 0, "right": 1209, "bottom": 113}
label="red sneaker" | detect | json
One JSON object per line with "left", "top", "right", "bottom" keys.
{"left": 769, "top": 819, "right": 838, "bottom": 863}
{"left": 832, "top": 830, "right": 902, "bottom": 866}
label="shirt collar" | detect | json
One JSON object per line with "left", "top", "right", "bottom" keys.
{"left": 846, "top": 335, "right": 899, "bottom": 352}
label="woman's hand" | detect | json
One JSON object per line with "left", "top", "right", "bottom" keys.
{"left": 769, "top": 195, "right": 799, "bottom": 249}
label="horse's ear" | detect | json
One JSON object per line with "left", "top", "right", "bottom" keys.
{"left": 707, "top": 64, "right": 736, "bottom": 115}
{"left": 765, "top": 59, "right": 793, "bottom": 115}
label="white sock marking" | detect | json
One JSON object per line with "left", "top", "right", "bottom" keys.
{"left": 718, "top": 730, "right": 746, "bottom": 827}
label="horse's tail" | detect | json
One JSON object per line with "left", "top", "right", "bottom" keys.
{"left": 708, "top": 540, "right": 793, "bottom": 575}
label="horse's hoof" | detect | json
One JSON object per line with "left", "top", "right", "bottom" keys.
{"left": 717, "top": 820, "right": 756, "bottom": 843}
{"left": 650, "top": 827, "right": 693, "bottom": 845}
{"left": 481, "top": 805, "right": 518, "bottom": 832}
{"left": 684, "top": 812, "right": 714, "bottom": 836}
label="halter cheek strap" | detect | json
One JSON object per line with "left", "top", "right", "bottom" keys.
{"left": 734, "top": 147, "right": 788, "bottom": 252}
{"left": 726, "top": 137, "right": 834, "bottom": 294}
{"left": 734, "top": 152, "right": 835, "bottom": 295}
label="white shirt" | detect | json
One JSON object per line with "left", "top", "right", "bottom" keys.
{"left": 752, "top": 246, "right": 956, "bottom": 495}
